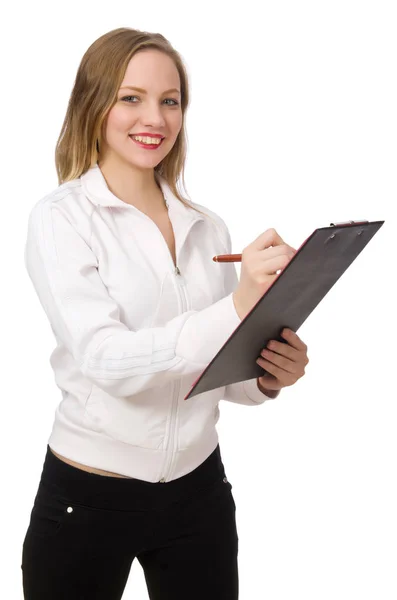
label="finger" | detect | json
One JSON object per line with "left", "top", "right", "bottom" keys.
{"left": 256, "top": 357, "right": 292, "bottom": 384}
{"left": 280, "top": 328, "right": 308, "bottom": 352}
{"left": 264, "top": 340, "right": 302, "bottom": 362}
{"left": 251, "top": 228, "right": 286, "bottom": 251}
{"left": 256, "top": 255, "right": 293, "bottom": 277}
{"left": 259, "top": 349, "right": 299, "bottom": 374}
{"left": 258, "top": 244, "right": 296, "bottom": 261}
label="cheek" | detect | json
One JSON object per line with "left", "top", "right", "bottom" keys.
{"left": 168, "top": 112, "right": 183, "bottom": 139}
{"left": 105, "top": 107, "right": 134, "bottom": 138}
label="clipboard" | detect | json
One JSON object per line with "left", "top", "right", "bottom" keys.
{"left": 184, "top": 220, "right": 384, "bottom": 400}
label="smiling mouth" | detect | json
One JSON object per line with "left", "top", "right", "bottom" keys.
{"left": 129, "top": 134, "right": 164, "bottom": 147}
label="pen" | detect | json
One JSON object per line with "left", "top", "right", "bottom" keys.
{"left": 213, "top": 254, "right": 242, "bottom": 263}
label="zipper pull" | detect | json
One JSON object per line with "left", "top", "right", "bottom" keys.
{"left": 174, "top": 266, "right": 181, "bottom": 276}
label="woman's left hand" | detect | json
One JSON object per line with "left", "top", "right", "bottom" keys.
{"left": 256, "top": 328, "right": 309, "bottom": 392}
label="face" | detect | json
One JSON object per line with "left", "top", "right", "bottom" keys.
{"left": 99, "top": 50, "right": 183, "bottom": 172}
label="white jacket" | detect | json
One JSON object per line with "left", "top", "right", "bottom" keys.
{"left": 25, "top": 164, "right": 273, "bottom": 482}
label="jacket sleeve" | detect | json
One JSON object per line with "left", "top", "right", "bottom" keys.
{"left": 25, "top": 201, "right": 242, "bottom": 398}
{"left": 219, "top": 220, "right": 277, "bottom": 405}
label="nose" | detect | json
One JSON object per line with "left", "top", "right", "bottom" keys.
{"left": 141, "top": 100, "right": 166, "bottom": 129}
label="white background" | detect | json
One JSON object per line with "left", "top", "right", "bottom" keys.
{"left": 1, "top": 0, "right": 396, "bottom": 598}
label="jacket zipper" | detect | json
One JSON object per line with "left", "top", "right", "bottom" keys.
{"left": 157, "top": 220, "right": 196, "bottom": 483}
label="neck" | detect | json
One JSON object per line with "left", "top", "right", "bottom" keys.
{"left": 98, "top": 154, "right": 166, "bottom": 213}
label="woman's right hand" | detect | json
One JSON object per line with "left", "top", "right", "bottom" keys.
{"left": 232, "top": 228, "right": 296, "bottom": 320}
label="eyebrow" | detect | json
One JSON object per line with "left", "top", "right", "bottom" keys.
{"left": 119, "top": 86, "right": 181, "bottom": 95}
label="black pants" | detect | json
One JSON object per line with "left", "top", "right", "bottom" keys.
{"left": 22, "top": 445, "right": 238, "bottom": 599}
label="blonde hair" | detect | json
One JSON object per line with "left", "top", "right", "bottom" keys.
{"left": 55, "top": 27, "right": 202, "bottom": 213}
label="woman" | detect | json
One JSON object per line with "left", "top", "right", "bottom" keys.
{"left": 22, "top": 27, "right": 309, "bottom": 600}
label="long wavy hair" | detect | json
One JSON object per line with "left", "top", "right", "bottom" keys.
{"left": 55, "top": 27, "right": 200, "bottom": 212}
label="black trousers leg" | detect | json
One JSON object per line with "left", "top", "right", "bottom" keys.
{"left": 139, "top": 477, "right": 239, "bottom": 600}
{"left": 21, "top": 476, "right": 137, "bottom": 599}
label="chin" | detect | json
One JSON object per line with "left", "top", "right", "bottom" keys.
{"left": 122, "top": 149, "right": 168, "bottom": 169}
{"left": 127, "top": 157, "right": 165, "bottom": 171}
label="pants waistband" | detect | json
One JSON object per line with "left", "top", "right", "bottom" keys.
{"left": 39, "top": 445, "right": 226, "bottom": 511}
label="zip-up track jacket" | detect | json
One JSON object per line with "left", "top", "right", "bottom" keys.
{"left": 25, "top": 165, "right": 273, "bottom": 482}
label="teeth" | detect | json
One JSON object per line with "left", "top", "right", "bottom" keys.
{"left": 131, "top": 135, "right": 162, "bottom": 145}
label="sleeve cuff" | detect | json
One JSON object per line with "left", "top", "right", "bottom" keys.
{"left": 243, "top": 378, "right": 279, "bottom": 403}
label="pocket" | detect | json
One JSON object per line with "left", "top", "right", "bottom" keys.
{"left": 27, "top": 484, "right": 70, "bottom": 539}
{"left": 83, "top": 386, "right": 170, "bottom": 449}
{"left": 208, "top": 475, "right": 237, "bottom": 516}
{"left": 223, "top": 478, "right": 236, "bottom": 511}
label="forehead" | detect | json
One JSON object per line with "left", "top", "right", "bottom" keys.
{"left": 120, "top": 50, "right": 180, "bottom": 90}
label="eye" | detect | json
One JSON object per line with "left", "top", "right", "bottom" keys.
{"left": 163, "top": 98, "right": 179, "bottom": 106}
{"left": 121, "top": 95, "right": 140, "bottom": 103}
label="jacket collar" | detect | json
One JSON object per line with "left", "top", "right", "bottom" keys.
{"left": 80, "top": 164, "right": 204, "bottom": 224}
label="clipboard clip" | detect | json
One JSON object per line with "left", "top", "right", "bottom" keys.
{"left": 330, "top": 220, "right": 369, "bottom": 227}
{"left": 327, "top": 220, "right": 369, "bottom": 241}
